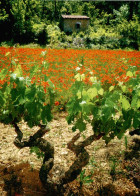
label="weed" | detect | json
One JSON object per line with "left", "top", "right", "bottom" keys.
{"left": 78, "top": 169, "right": 93, "bottom": 189}
{"left": 30, "top": 146, "right": 44, "bottom": 160}
{"left": 109, "top": 156, "right": 119, "bottom": 182}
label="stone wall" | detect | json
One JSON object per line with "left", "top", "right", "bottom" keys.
{"left": 63, "top": 18, "right": 90, "bottom": 32}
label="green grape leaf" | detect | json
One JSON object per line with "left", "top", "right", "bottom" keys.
{"left": 75, "top": 73, "right": 81, "bottom": 81}
{"left": 68, "top": 99, "right": 82, "bottom": 114}
{"left": 26, "top": 86, "right": 36, "bottom": 100}
{"left": 98, "top": 88, "right": 104, "bottom": 95}
{"left": 81, "top": 102, "right": 93, "bottom": 115}
{"left": 131, "top": 94, "right": 140, "bottom": 109}
{"left": 101, "top": 106, "right": 113, "bottom": 122}
{"left": 109, "top": 86, "right": 114, "bottom": 92}
{"left": 137, "top": 99, "right": 140, "bottom": 109}
{"left": 66, "top": 114, "right": 74, "bottom": 124}
{"left": 82, "top": 90, "right": 89, "bottom": 101}
{"left": 123, "top": 117, "right": 132, "bottom": 129}
{"left": 19, "top": 97, "right": 26, "bottom": 105}
{"left": 77, "top": 90, "right": 82, "bottom": 99}
{"left": 14, "top": 64, "right": 23, "bottom": 77}
{"left": 41, "top": 104, "right": 52, "bottom": 123}
{"left": 75, "top": 118, "right": 86, "bottom": 132}
{"left": 133, "top": 112, "right": 140, "bottom": 129}
{"left": 121, "top": 85, "right": 126, "bottom": 93}
{"left": 126, "top": 71, "right": 133, "bottom": 77}
{"left": 87, "top": 88, "right": 97, "bottom": 99}
{"left": 27, "top": 119, "right": 34, "bottom": 128}
{"left": 117, "top": 130, "right": 125, "bottom": 139}
{"left": 122, "top": 96, "right": 130, "bottom": 110}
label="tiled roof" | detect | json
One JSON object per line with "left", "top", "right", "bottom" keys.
{"left": 62, "top": 15, "right": 90, "bottom": 19}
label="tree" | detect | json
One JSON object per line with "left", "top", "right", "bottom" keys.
{"left": 0, "top": 0, "right": 139, "bottom": 48}
{"left": 0, "top": 0, "right": 13, "bottom": 41}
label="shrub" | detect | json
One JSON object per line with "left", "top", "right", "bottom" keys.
{"left": 117, "top": 15, "right": 140, "bottom": 50}
{"left": 85, "top": 26, "right": 120, "bottom": 49}
{"left": 46, "top": 24, "right": 62, "bottom": 46}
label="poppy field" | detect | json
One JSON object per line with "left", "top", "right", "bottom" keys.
{"left": 0, "top": 47, "right": 140, "bottom": 104}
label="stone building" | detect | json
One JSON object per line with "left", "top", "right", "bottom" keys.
{"left": 61, "top": 15, "right": 90, "bottom": 33}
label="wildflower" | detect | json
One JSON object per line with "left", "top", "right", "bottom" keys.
{"left": 81, "top": 74, "right": 85, "bottom": 80}
{"left": 11, "top": 73, "right": 17, "bottom": 79}
{"left": 75, "top": 67, "right": 80, "bottom": 71}
{"left": 80, "top": 101, "right": 86, "bottom": 105}
{"left": 55, "top": 101, "right": 60, "bottom": 106}
{"left": 90, "top": 71, "right": 93, "bottom": 75}
{"left": 41, "top": 51, "right": 47, "bottom": 56}
{"left": 42, "top": 61, "right": 46, "bottom": 65}
{"left": 90, "top": 76, "right": 97, "bottom": 83}
{"left": 19, "top": 77, "right": 24, "bottom": 81}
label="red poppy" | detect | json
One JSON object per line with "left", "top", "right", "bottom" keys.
{"left": 55, "top": 101, "right": 60, "bottom": 106}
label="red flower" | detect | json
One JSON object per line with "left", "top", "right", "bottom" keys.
{"left": 55, "top": 101, "right": 60, "bottom": 106}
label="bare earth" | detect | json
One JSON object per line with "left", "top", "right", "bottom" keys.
{"left": 0, "top": 112, "right": 139, "bottom": 196}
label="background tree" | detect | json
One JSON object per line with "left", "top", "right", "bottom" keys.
{"left": 0, "top": 0, "right": 139, "bottom": 49}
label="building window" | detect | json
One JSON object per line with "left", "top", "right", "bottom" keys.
{"left": 75, "top": 22, "right": 81, "bottom": 29}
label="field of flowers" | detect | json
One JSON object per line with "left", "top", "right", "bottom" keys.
{"left": 0, "top": 47, "right": 140, "bottom": 104}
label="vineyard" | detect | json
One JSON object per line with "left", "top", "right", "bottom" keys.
{"left": 0, "top": 48, "right": 140, "bottom": 87}
{"left": 0, "top": 47, "right": 140, "bottom": 195}
{"left": 0, "top": 47, "right": 140, "bottom": 104}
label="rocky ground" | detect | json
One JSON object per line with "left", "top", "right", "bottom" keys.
{"left": 0, "top": 112, "right": 139, "bottom": 196}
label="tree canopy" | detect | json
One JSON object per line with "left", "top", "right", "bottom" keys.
{"left": 0, "top": 0, "right": 140, "bottom": 49}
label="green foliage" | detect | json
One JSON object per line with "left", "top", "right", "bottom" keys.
{"left": 0, "top": 4, "right": 8, "bottom": 22}
{"left": 60, "top": 1, "right": 72, "bottom": 15}
{"left": 78, "top": 169, "right": 93, "bottom": 188}
{"left": 113, "top": 4, "right": 129, "bottom": 23}
{"left": 85, "top": 26, "right": 120, "bottom": 49}
{"left": 109, "top": 156, "right": 119, "bottom": 181}
{"left": 67, "top": 69, "right": 140, "bottom": 144}
{"left": 0, "top": 52, "right": 54, "bottom": 127}
{"left": 33, "top": 23, "right": 49, "bottom": 45}
{"left": 0, "top": 0, "right": 139, "bottom": 49}
{"left": 46, "top": 24, "right": 62, "bottom": 46}
{"left": 30, "top": 146, "right": 44, "bottom": 159}
{"left": 117, "top": 15, "right": 140, "bottom": 50}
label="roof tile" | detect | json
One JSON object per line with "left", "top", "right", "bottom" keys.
{"left": 62, "top": 15, "right": 90, "bottom": 19}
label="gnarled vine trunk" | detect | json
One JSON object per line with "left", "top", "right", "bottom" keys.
{"left": 12, "top": 122, "right": 104, "bottom": 195}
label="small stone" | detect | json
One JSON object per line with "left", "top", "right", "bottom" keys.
{"left": 61, "top": 150, "right": 68, "bottom": 155}
{"left": 101, "top": 163, "right": 107, "bottom": 167}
